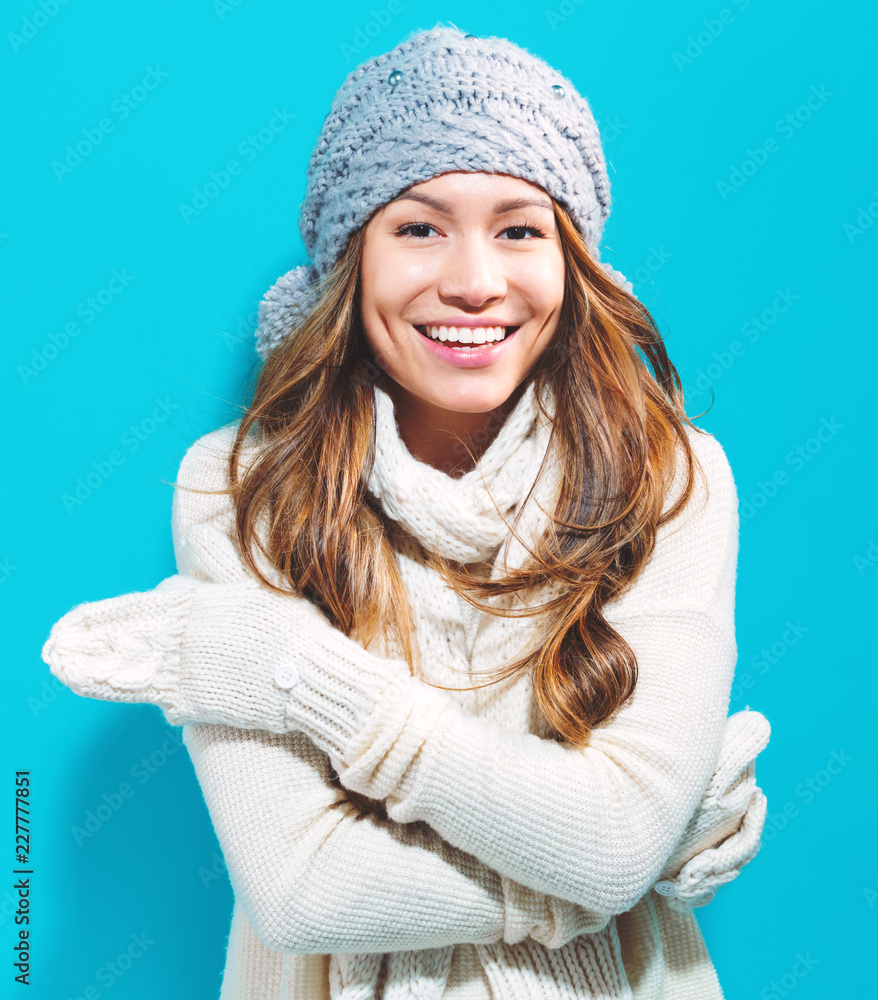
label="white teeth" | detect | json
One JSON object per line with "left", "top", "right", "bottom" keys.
{"left": 424, "top": 325, "right": 507, "bottom": 344}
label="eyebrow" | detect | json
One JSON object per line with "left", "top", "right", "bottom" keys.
{"left": 388, "top": 192, "right": 554, "bottom": 215}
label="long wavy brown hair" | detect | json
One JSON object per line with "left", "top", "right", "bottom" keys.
{"left": 177, "top": 198, "right": 708, "bottom": 749}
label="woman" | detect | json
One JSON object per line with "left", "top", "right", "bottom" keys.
{"left": 42, "top": 24, "right": 771, "bottom": 1000}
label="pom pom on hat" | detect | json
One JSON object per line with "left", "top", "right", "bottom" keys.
{"left": 599, "top": 262, "right": 634, "bottom": 296}
{"left": 255, "top": 265, "right": 319, "bottom": 362}
{"left": 251, "top": 25, "right": 639, "bottom": 361}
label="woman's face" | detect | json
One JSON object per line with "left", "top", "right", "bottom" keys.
{"left": 359, "top": 171, "right": 565, "bottom": 419}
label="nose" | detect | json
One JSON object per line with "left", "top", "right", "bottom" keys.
{"left": 437, "top": 233, "right": 506, "bottom": 308}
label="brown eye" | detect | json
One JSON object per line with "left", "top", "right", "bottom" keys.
{"left": 396, "top": 223, "right": 439, "bottom": 238}
{"left": 499, "top": 223, "right": 547, "bottom": 240}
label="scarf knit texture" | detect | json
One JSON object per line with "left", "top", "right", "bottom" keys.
{"left": 177, "top": 382, "right": 756, "bottom": 999}
{"left": 41, "top": 379, "right": 771, "bottom": 998}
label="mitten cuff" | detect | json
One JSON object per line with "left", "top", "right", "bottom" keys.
{"left": 663, "top": 786, "right": 768, "bottom": 914}
{"left": 276, "top": 616, "right": 413, "bottom": 761}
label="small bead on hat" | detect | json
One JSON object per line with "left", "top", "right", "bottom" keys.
{"left": 255, "top": 23, "right": 633, "bottom": 361}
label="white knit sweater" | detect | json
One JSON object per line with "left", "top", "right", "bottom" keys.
{"left": 42, "top": 385, "right": 770, "bottom": 999}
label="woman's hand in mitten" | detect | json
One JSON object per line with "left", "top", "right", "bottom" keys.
{"left": 42, "top": 520, "right": 332, "bottom": 728}
{"left": 652, "top": 707, "right": 771, "bottom": 913}
{"left": 498, "top": 707, "right": 771, "bottom": 946}
{"left": 42, "top": 522, "right": 413, "bottom": 747}
{"left": 40, "top": 571, "right": 333, "bottom": 730}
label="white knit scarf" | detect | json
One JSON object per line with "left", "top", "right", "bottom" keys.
{"left": 365, "top": 377, "right": 554, "bottom": 567}
{"left": 328, "top": 379, "right": 636, "bottom": 1000}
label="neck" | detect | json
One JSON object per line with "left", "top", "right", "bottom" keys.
{"left": 381, "top": 378, "right": 527, "bottom": 478}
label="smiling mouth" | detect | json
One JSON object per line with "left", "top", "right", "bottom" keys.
{"left": 413, "top": 324, "right": 521, "bottom": 350}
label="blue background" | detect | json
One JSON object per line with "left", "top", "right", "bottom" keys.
{"left": 3, "top": 1, "right": 876, "bottom": 997}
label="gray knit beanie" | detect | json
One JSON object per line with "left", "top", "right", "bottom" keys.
{"left": 254, "top": 22, "right": 633, "bottom": 361}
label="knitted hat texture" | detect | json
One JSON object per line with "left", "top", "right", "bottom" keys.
{"left": 255, "top": 23, "right": 633, "bottom": 361}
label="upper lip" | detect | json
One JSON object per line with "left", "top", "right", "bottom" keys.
{"left": 415, "top": 317, "right": 520, "bottom": 328}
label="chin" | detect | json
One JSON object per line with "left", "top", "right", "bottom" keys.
{"left": 417, "top": 377, "right": 522, "bottom": 415}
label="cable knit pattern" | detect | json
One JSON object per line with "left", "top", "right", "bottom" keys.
{"left": 252, "top": 23, "right": 636, "bottom": 361}
{"left": 298, "top": 25, "right": 609, "bottom": 282}
{"left": 41, "top": 382, "right": 770, "bottom": 999}
{"left": 366, "top": 379, "right": 551, "bottom": 564}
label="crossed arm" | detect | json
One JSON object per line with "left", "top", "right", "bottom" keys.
{"left": 41, "top": 426, "right": 770, "bottom": 953}
{"left": 180, "top": 703, "right": 767, "bottom": 954}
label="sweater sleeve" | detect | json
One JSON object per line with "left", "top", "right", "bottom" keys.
{"left": 322, "top": 427, "right": 742, "bottom": 915}
{"left": 172, "top": 424, "right": 746, "bottom": 919}
{"left": 170, "top": 425, "right": 614, "bottom": 952}
{"left": 184, "top": 721, "right": 507, "bottom": 953}
{"left": 182, "top": 720, "right": 625, "bottom": 953}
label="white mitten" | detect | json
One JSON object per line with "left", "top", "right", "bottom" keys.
{"left": 653, "top": 707, "right": 771, "bottom": 913}
{"left": 499, "top": 706, "right": 770, "bottom": 944}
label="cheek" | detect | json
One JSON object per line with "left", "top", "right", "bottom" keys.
{"left": 360, "top": 244, "right": 421, "bottom": 321}
{"left": 357, "top": 264, "right": 416, "bottom": 372}
{"left": 519, "top": 255, "right": 565, "bottom": 314}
